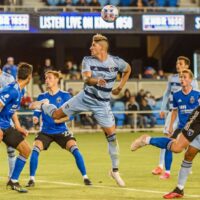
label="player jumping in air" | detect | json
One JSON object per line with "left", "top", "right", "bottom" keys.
{"left": 30, "top": 34, "right": 131, "bottom": 187}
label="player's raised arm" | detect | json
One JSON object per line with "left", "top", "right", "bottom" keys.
{"left": 112, "top": 64, "right": 131, "bottom": 95}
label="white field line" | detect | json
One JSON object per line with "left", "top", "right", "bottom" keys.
{"left": 36, "top": 179, "right": 200, "bottom": 198}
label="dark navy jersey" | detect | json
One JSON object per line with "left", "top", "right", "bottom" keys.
{"left": 34, "top": 90, "right": 71, "bottom": 134}
{"left": 173, "top": 89, "right": 200, "bottom": 129}
{"left": 0, "top": 82, "right": 24, "bottom": 129}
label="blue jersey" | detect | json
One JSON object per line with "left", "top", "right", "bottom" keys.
{"left": 82, "top": 55, "right": 127, "bottom": 104}
{"left": 161, "top": 74, "right": 198, "bottom": 111}
{"left": 173, "top": 89, "right": 200, "bottom": 129}
{"left": 34, "top": 90, "right": 71, "bottom": 134}
{"left": 3, "top": 64, "right": 17, "bottom": 79}
{"left": 0, "top": 82, "right": 24, "bottom": 129}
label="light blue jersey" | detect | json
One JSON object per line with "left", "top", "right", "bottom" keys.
{"left": 173, "top": 89, "right": 200, "bottom": 129}
{"left": 61, "top": 55, "right": 128, "bottom": 128}
{"left": 82, "top": 55, "right": 127, "bottom": 104}
{"left": 0, "top": 71, "right": 15, "bottom": 89}
{"left": 34, "top": 90, "right": 71, "bottom": 134}
{"left": 0, "top": 82, "right": 24, "bottom": 129}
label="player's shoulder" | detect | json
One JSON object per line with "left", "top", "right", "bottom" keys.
{"left": 59, "top": 90, "right": 72, "bottom": 98}
{"left": 192, "top": 88, "right": 200, "bottom": 93}
{"left": 173, "top": 88, "right": 182, "bottom": 95}
{"left": 38, "top": 92, "right": 49, "bottom": 99}
{"left": 83, "top": 56, "right": 96, "bottom": 61}
{"left": 109, "top": 55, "right": 121, "bottom": 60}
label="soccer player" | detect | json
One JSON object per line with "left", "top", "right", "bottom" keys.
{"left": 152, "top": 56, "right": 198, "bottom": 178}
{"left": 0, "top": 60, "right": 16, "bottom": 178}
{"left": 131, "top": 69, "right": 200, "bottom": 156}
{"left": 0, "top": 62, "right": 33, "bottom": 193}
{"left": 30, "top": 34, "right": 131, "bottom": 187}
{"left": 26, "top": 70, "right": 91, "bottom": 187}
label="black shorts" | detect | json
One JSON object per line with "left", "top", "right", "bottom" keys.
{"left": 35, "top": 131, "right": 76, "bottom": 150}
{"left": 170, "top": 129, "right": 182, "bottom": 139}
{"left": 182, "top": 106, "right": 200, "bottom": 142}
{"left": 2, "top": 127, "right": 24, "bottom": 148}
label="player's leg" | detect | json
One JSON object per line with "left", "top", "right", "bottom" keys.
{"left": 7, "top": 146, "right": 16, "bottom": 179}
{"left": 93, "top": 104, "right": 125, "bottom": 187}
{"left": 2, "top": 127, "right": 31, "bottom": 193}
{"left": 152, "top": 112, "right": 174, "bottom": 175}
{"left": 160, "top": 129, "right": 181, "bottom": 179}
{"left": 59, "top": 132, "right": 92, "bottom": 185}
{"left": 163, "top": 142, "right": 199, "bottom": 199}
{"left": 26, "top": 132, "right": 52, "bottom": 187}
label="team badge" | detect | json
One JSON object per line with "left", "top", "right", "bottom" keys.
{"left": 190, "top": 96, "right": 195, "bottom": 104}
{"left": 109, "top": 66, "right": 115, "bottom": 72}
{"left": 56, "top": 97, "right": 62, "bottom": 103}
{"left": 187, "top": 129, "right": 194, "bottom": 137}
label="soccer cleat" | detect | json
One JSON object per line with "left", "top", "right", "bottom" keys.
{"left": 7, "top": 180, "right": 28, "bottom": 193}
{"left": 130, "top": 134, "right": 150, "bottom": 151}
{"left": 84, "top": 178, "right": 92, "bottom": 186}
{"left": 29, "top": 99, "right": 49, "bottom": 110}
{"left": 109, "top": 170, "right": 125, "bottom": 187}
{"left": 152, "top": 166, "right": 163, "bottom": 175}
{"left": 26, "top": 179, "right": 35, "bottom": 187}
{"left": 160, "top": 172, "right": 170, "bottom": 180}
{"left": 163, "top": 187, "right": 184, "bottom": 199}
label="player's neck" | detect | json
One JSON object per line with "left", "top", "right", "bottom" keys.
{"left": 182, "top": 85, "right": 192, "bottom": 94}
{"left": 96, "top": 52, "right": 108, "bottom": 62}
{"left": 48, "top": 86, "right": 59, "bottom": 95}
{"left": 17, "top": 80, "right": 26, "bottom": 90}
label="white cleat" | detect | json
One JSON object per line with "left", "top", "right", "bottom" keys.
{"left": 130, "top": 134, "right": 150, "bottom": 151}
{"left": 29, "top": 99, "right": 49, "bottom": 110}
{"left": 110, "top": 170, "right": 125, "bottom": 187}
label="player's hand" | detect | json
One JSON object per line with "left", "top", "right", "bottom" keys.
{"left": 160, "top": 111, "right": 165, "bottom": 118}
{"left": 16, "top": 126, "right": 28, "bottom": 137}
{"left": 112, "top": 86, "right": 122, "bottom": 95}
{"left": 33, "top": 117, "right": 39, "bottom": 125}
{"left": 97, "top": 78, "right": 106, "bottom": 87}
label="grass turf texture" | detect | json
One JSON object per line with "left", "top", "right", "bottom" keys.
{"left": 0, "top": 132, "right": 200, "bottom": 200}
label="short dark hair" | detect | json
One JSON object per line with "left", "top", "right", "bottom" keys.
{"left": 177, "top": 56, "right": 190, "bottom": 67}
{"left": 17, "top": 62, "right": 33, "bottom": 80}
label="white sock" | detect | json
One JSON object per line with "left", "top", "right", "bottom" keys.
{"left": 83, "top": 175, "right": 88, "bottom": 179}
{"left": 30, "top": 176, "right": 35, "bottom": 181}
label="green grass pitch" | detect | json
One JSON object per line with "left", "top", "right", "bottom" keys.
{"left": 0, "top": 132, "right": 200, "bottom": 200}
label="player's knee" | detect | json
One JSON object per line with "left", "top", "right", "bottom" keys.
{"left": 20, "top": 145, "right": 31, "bottom": 158}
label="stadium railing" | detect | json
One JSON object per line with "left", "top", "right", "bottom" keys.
{"left": 17, "top": 110, "right": 165, "bottom": 133}
{"left": 0, "top": 5, "right": 200, "bottom": 13}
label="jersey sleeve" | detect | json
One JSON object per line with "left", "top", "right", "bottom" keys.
{"left": 0, "top": 87, "right": 17, "bottom": 106}
{"left": 160, "top": 76, "right": 171, "bottom": 111}
{"left": 172, "top": 94, "right": 178, "bottom": 109}
{"left": 81, "top": 57, "right": 91, "bottom": 73}
{"left": 116, "top": 57, "right": 128, "bottom": 73}
{"left": 33, "top": 95, "right": 43, "bottom": 118}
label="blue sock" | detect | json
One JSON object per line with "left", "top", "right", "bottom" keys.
{"left": 150, "top": 137, "right": 172, "bottom": 149}
{"left": 30, "top": 146, "right": 40, "bottom": 177}
{"left": 165, "top": 150, "right": 173, "bottom": 171}
{"left": 70, "top": 146, "right": 86, "bottom": 176}
{"left": 11, "top": 155, "right": 26, "bottom": 181}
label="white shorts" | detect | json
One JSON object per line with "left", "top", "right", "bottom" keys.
{"left": 163, "top": 111, "right": 178, "bottom": 134}
{"left": 190, "top": 134, "right": 200, "bottom": 150}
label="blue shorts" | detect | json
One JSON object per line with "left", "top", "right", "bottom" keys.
{"left": 61, "top": 91, "right": 115, "bottom": 128}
